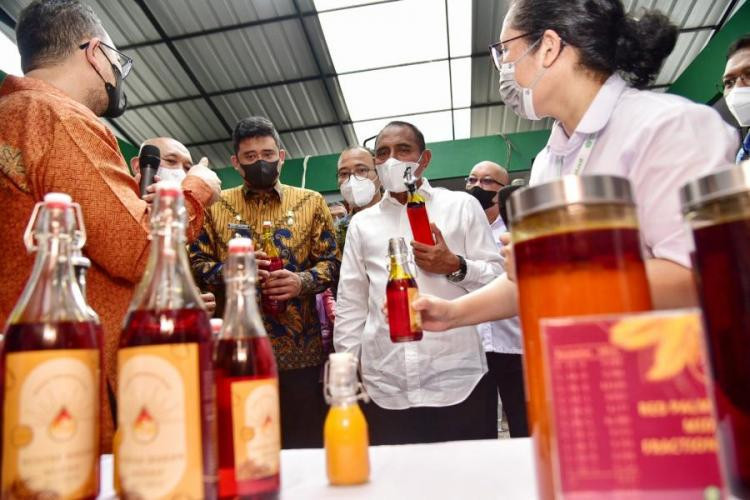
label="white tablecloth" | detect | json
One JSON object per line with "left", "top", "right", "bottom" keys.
{"left": 99, "top": 438, "right": 538, "bottom": 499}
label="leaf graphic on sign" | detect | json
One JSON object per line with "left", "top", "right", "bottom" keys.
{"left": 609, "top": 315, "right": 702, "bottom": 382}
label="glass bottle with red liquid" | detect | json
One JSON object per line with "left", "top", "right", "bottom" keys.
{"left": 116, "top": 182, "right": 217, "bottom": 499}
{"left": 385, "top": 237, "right": 423, "bottom": 342}
{"left": 214, "top": 237, "right": 280, "bottom": 499}
{"left": 259, "top": 220, "right": 287, "bottom": 317}
{"left": 404, "top": 166, "right": 435, "bottom": 246}
{"left": 1, "top": 193, "right": 101, "bottom": 500}
{"left": 681, "top": 163, "right": 750, "bottom": 500}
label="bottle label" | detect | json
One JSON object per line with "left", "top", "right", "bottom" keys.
{"left": 117, "top": 343, "right": 203, "bottom": 498}
{"left": 2, "top": 349, "right": 99, "bottom": 499}
{"left": 231, "top": 378, "right": 281, "bottom": 481}
{"left": 407, "top": 287, "right": 422, "bottom": 331}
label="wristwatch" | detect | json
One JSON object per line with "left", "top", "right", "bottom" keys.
{"left": 446, "top": 254, "right": 467, "bottom": 283}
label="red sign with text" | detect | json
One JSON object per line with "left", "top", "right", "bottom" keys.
{"left": 541, "top": 310, "right": 723, "bottom": 499}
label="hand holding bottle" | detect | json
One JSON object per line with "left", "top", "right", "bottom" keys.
{"left": 411, "top": 223, "right": 459, "bottom": 274}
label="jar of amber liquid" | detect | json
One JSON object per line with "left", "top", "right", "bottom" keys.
{"left": 681, "top": 162, "right": 750, "bottom": 500}
{"left": 509, "top": 175, "right": 653, "bottom": 500}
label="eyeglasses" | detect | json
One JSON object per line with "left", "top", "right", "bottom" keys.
{"left": 465, "top": 176, "right": 506, "bottom": 188}
{"left": 337, "top": 167, "right": 376, "bottom": 182}
{"left": 720, "top": 68, "right": 750, "bottom": 93}
{"left": 79, "top": 40, "right": 134, "bottom": 79}
{"left": 489, "top": 32, "right": 532, "bottom": 71}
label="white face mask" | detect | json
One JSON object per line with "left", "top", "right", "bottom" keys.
{"left": 156, "top": 166, "right": 187, "bottom": 183}
{"left": 726, "top": 86, "right": 750, "bottom": 127}
{"left": 340, "top": 175, "right": 377, "bottom": 208}
{"left": 375, "top": 156, "right": 420, "bottom": 193}
{"left": 497, "top": 38, "right": 547, "bottom": 121}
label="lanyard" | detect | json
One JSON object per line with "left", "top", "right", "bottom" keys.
{"left": 556, "top": 132, "right": 599, "bottom": 176}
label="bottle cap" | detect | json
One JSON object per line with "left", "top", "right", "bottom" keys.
{"left": 210, "top": 318, "right": 223, "bottom": 336}
{"left": 43, "top": 192, "right": 72, "bottom": 208}
{"left": 228, "top": 237, "right": 254, "bottom": 254}
{"left": 262, "top": 220, "right": 272, "bottom": 228}
{"left": 388, "top": 237, "right": 408, "bottom": 256}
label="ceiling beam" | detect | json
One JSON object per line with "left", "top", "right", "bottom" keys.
{"left": 131, "top": 0, "right": 233, "bottom": 136}
{"left": 120, "top": 0, "right": 404, "bottom": 51}
{"left": 183, "top": 101, "right": 521, "bottom": 148}
{"left": 0, "top": 5, "right": 16, "bottom": 30}
{"left": 290, "top": 0, "right": 350, "bottom": 146}
{"left": 128, "top": 53, "right": 487, "bottom": 111}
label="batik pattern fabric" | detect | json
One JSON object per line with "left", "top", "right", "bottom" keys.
{"left": 190, "top": 183, "right": 340, "bottom": 370}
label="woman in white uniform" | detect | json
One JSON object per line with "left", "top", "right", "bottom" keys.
{"left": 413, "top": 0, "right": 738, "bottom": 328}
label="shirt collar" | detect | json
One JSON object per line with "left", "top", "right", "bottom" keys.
{"left": 547, "top": 73, "right": 628, "bottom": 156}
{"left": 0, "top": 75, "right": 98, "bottom": 119}
{"left": 382, "top": 177, "right": 434, "bottom": 206}
{"left": 242, "top": 181, "right": 284, "bottom": 202}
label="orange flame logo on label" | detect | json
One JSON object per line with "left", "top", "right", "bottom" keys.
{"left": 48, "top": 406, "right": 77, "bottom": 442}
{"left": 133, "top": 406, "right": 159, "bottom": 444}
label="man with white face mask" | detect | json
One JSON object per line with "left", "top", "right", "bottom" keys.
{"left": 336, "top": 146, "right": 382, "bottom": 213}
{"left": 130, "top": 136, "right": 199, "bottom": 184}
{"left": 334, "top": 121, "right": 504, "bottom": 445}
{"left": 723, "top": 35, "right": 750, "bottom": 163}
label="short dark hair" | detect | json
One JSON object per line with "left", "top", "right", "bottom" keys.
{"left": 376, "top": 121, "right": 426, "bottom": 152}
{"left": 16, "top": 0, "right": 106, "bottom": 73}
{"left": 728, "top": 34, "right": 750, "bottom": 60}
{"left": 232, "top": 116, "right": 281, "bottom": 153}
{"left": 509, "top": 0, "right": 677, "bottom": 89}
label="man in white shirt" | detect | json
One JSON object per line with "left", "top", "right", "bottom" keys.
{"left": 465, "top": 161, "right": 528, "bottom": 438}
{"left": 334, "top": 121, "right": 504, "bottom": 445}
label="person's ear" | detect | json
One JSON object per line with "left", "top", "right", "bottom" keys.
{"left": 83, "top": 37, "right": 105, "bottom": 73}
{"left": 540, "top": 29, "right": 564, "bottom": 68}
{"left": 130, "top": 156, "right": 140, "bottom": 176}
{"left": 231, "top": 154, "right": 241, "bottom": 173}
{"left": 416, "top": 149, "right": 432, "bottom": 177}
{"left": 278, "top": 149, "right": 286, "bottom": 170}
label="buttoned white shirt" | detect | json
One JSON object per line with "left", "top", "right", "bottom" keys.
{"left": 530, "top": 74, "right": 738, "bottom": 268}
{"left": 476, "top": 215, "right": 523, "bottom": 354}
{"left": 334, "top": 178, "right": 503, "bottom": 409}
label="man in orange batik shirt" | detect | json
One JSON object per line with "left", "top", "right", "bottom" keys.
{"left": 0, "top": 0, "right": 221, "bottom": 451}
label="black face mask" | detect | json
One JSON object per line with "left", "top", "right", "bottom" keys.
{"left": 92, "top": 56, "right": 127, "bottom": 118}
{"left": 468, "top": 186, "right": 497, "bottom": 210}
{"left": 240, "top": 159, "right": 280, "bottom": 190}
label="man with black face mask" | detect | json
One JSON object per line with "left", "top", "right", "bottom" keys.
{"left": 465, "top": 161, "right": 529, "bottom": 438}
{"left": 0, "top": 0, "right": 221, "bottom": 454}
{"left": 190, "top": 116, "right": 340, "bottom": 449}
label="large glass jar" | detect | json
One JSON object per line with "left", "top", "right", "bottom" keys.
{"left": 681, "top": 161, "right": 750, "bottom": 500}
{"left": 509, "top": 175, "right": 653, "bottom": 500}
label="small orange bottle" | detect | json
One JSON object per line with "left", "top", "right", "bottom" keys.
{"left": 323, "top": 352, "right": 370, "bottom": 486}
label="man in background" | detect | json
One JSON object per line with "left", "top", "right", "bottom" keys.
{"left": 724, "top": 34, "right": 750, "bottom": 162}
{"left": 190, "top": 116, "right": 340, "bottom": 448}
{"left": 466, "top": 161, "right": 528, "bottom": 437}
{"left": 335, "top": 121, "right": 502, "bottom": 445}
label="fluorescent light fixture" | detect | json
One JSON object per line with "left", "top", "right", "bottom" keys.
{"left": 317, "top": 0, "right": 447, "bottom": 73}
{"left": 339, "top": 61, "right": 451, "bottom": 121}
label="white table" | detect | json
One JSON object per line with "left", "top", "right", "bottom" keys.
{"left": 99, "top": 438, "right": 538, "bottom": 499}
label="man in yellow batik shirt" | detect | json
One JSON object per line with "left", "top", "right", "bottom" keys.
{"left": 189, "top": 116, "right": 340, "bottom": 449}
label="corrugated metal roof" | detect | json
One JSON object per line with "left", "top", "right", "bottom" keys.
{"left": 0, "top": 0, "right": 745, "bottom": 167}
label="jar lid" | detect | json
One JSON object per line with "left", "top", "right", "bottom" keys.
{"left": 680, "top": 161, "right": 750, "bottom": 213}
{"left": 508, "top": 175, "right": 634, "bottom": 225}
